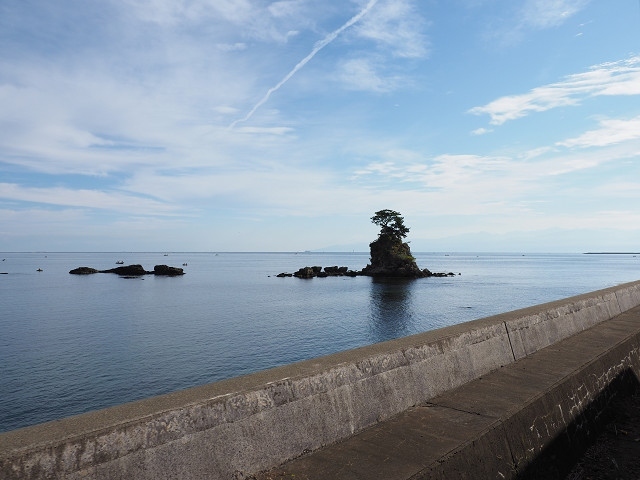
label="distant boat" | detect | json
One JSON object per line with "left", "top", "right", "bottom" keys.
{"left": 116, "top": 260, "right": 124, "bottom": 264}
{"left": 36, "top": 268, "right": 43, "bottom": 272}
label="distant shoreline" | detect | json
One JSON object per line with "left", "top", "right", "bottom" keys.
{"left": 583, "top": 252, "right": 640, "bottom": 255}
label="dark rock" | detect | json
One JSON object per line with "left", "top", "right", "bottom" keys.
{"left": 71, "top": 264, "right": 186, "bottom": 277}
{"left": 323, "top": 266, "right": 351, "bottom": 276}
{"left": 69, "top": 267, "right": 99, "bottom": 275}
{"left": 280, "top": 265, "right": 364, "bottom": 278}
{"left": 429, "top": 271, "right": 456, "bottom": 277}
{"left": 294, "top": 267, "right": 316, "bottom": 279}
{"left": 154, "top": 264, "right": 185, "bottom": 276}
{"left": 361, "top": 235, "right": 427, "bottom": 278}
{"left": 100, "top": 264, "right": 149, "bottom": 276}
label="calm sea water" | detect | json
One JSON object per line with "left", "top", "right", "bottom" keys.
{"left": 1, "top": 251, "right": 638, "bottom": 433}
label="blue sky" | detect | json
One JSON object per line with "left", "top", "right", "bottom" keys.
{"left": 1, "top": 0, "right": 639, "bottom": 252}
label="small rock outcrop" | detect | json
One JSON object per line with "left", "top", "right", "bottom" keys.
{"left": 101, "top": 264, "right": 149, "bottom": 276}
{"left": 278, "top": 266, "right": 359, "bottom": 278}
{"left": 154, "top": 265, "right": 185, "bottom": 276}
{"left": 69, "top": 267, "right": 99, "bottom": 275}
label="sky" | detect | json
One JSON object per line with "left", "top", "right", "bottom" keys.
{"left": 1, "top": 0, "right": 640, "bottom": 252}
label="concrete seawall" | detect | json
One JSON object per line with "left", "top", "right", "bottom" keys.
{"left": 2, "top": 280, "right": 640, "bottom": 479}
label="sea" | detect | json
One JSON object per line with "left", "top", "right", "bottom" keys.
{"left": 1, "top": 251, "right": 638, "bottom": 433}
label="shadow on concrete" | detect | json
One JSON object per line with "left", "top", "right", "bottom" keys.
{"left": 518, "top": 369, "right": 640, "bottom": 479}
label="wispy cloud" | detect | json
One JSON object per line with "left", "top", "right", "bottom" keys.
{"left": 335, "top": 57, "right": 401, "bottom": 92}
{"left": 558, "top": 115, "right": 640, "bottom": 148}
{"left": 471, "top": 127, "right": 493, "bottom": 136}
{"left": 229, "top": 0, "right": 379, "bottom": 128}
{"left": 520, "top": 0, "right": 591, "bottom": 29}
{"left": 354, "top": 0, "right": 428, "bottom": 58}
{"left": 484, "top": 0, "right": 591, "bottom": 46}
{"left": 470, "top": 56, "right": 640, "bottom": 125}
{"left": 0, "top": 183, "right": 178, "bottom": 216}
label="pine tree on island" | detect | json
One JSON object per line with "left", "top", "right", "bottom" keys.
{"left": 361, "top": 209, "right": 434, "bottom": 278}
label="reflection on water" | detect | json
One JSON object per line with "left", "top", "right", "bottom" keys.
{"left": 368, "top": 277, "right": 417, "bottom": 343}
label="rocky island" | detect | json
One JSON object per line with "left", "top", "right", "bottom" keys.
{"left": 278, "top": 210, "right": 457, "bottom": 279}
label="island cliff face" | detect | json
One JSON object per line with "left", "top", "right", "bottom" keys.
{"left": 361, "top": 233, "right": 432, "bottom": 278}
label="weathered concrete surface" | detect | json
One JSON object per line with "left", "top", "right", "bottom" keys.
{"left": 1, "top": 280, "right": 639, "bottom": 479}
{"left": 258, "top": 307, "right": 640, "bottom": 480}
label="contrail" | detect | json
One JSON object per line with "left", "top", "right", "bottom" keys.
{"left": 229, "top": 0, "right": 378, "bottom": 129}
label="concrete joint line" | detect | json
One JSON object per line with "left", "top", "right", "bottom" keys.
{"left": 504, "top": 321, "right": 517, "bottom": 362}
{"left": 422, "top": 402, "right": 490, "bottom": 418}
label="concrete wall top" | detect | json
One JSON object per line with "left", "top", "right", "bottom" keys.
{"left": 2, "top": 280, "right": 640, "bottom": 479}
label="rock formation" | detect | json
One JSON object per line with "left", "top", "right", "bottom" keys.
{"left": 154, "top": 264, "right": 185, "bottom": 276}
{"left": 69, "top": 267, "right": 99, "bottom": 275}
{"left": 101, "top": 264, "right": 149, "bottom": 276}
{"left": 360, "top": 234, "right": 431, "bottom": 278}
{"left": 69, "top": 264, "right": 184, "bottom": 276}
{"left": 359, "top": 209, "right": 433, "bottom": 278}
{"left": 277, "top": 266, "right": 358, "bottom": 278}
{"left": 276, "top": 210, "right": 457, "bottom": 279}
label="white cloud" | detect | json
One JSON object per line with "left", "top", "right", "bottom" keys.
{"left": 470, "top": 56, "right": 640, "bottom": 125}
{"left": 214, "top": 105, "right": 241, "bottom": 115}
{"left": 354, "top": 0, "right": 428, "bottom": 58}
{"left": 235, "top": 126, "right": 295, "bottom": 136}
{"left": 486, "top": 0, "right": 591, "bottom": 46}
{"left": 119, "top": 0, "right": 313, "bottom": 44}
{"left": 558, "top": 116, "right": 640, "bottom": 148}
{"left": 122, "top": 0, "right": 253, "bottom": 27}
{"left": 216, "top": 43, "right": 248, "bottom": 52}
{"left": 0, "top": 183, "right": 178, "bottom": 216}
{"left": 336, "top": 58, "right": 400, "bottom": 92}
{"left": 268, "top": 0, "right": 306, "bottom": 18}
{"left": 520, "top": 0, "right": 591, "bottom": 29}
